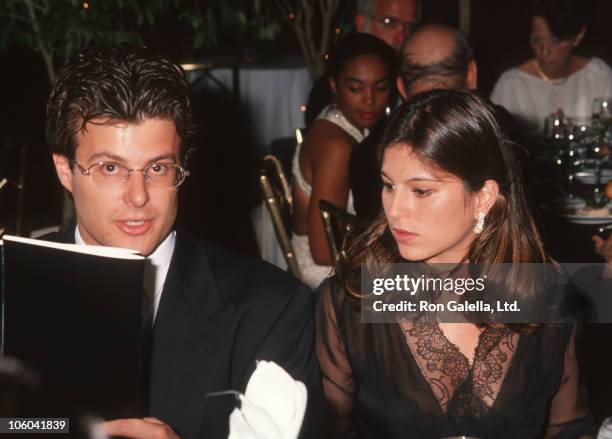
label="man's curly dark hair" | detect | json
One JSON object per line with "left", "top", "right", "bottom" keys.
{"left": 46, "top": 43, "right": 195, "bottom": 163}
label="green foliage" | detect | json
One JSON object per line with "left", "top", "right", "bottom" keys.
{"left": 179, "top": 7, "right": 217, "bottom": 50}
{"left": 237, "top": 0, "right": 281, "bottom": 42}
{"left": 0, "top": 0, "right": 175, "bottom": 56}
{"left": 0, "top": 0, "right": 283, "bottom": 59}
{"left": 179, "top": 0, "right": 282, "bottom": 52}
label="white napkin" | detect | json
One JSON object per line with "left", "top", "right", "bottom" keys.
{"left": 228, "top": 360, "right": 307, "bottom": 439}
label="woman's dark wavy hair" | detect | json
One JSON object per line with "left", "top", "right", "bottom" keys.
{"left": 46, "top": 43, "right": 195, "bottom": 163}
{"left": 338, "top": 90, "right": 550, "bottom": 331}
{"left": 531, "top": 0, "right": 588, "bottom": 40}
{"left": 327, "top": 32, "right": 398, "bottom": 80}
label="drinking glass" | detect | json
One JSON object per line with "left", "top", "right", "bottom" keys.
{"left": 592, "top": 97, "right": 612, "bottom": 132}
{"left": 544, "top": 111, "right": 567, "bottom": 139}
{"left": 582, "top": 138, "right": 611, "bottom": 204}
{"left": 567, "top": 116, "right": 592, "bottom": 142}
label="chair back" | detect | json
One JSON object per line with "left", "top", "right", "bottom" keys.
{"left": 258, "top": 155, "right": 301, "bottom": 279}
{"left": 319, "top": 199, "right": 359, "bottom": 263}
{"left": 268, "top": 128, "right": 304, "bottom": 191}
{"left": 0, "top": 178, "right": 5, "bottom": 236}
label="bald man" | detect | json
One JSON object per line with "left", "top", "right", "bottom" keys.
{"left": 355, "top": 0, "right": 420, "bottom": 51}
{"left": 349, "top": 24, "right": 478, "bottom": 221}
{"left": 398, "top": 24, "right": 477, "bottom": 99}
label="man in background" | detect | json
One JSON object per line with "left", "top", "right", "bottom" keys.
{"left": 355, "top": 0, "right": 420, "bottom": 51}
{"left": 350, "top": 24, "right": 477, "bottom": 221}
{"left": 305, "top": 0, "right": 419, "bottom": 126}
{"left": 396, "top": 24, "right": 477, "bottom": 99}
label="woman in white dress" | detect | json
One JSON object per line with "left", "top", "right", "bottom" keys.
{"left": 292, "top": 33, "right": 396, "bottom": 289}
{"left": 490, "top": 0, "right": 612, "bottom": 134}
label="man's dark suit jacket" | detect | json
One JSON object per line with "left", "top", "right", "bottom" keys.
{"left": 45, "top": 228, "right": 323, "bottom": 439}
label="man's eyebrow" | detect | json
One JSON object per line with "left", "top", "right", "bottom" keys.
{"left": 146, "top": 154, "right": 177, "bottom": 164}
{"left": 87, "top": 152, "right": 177, "bottom": 165}
{"left": 88, "top": 152, "right": 125, "bottom": 163}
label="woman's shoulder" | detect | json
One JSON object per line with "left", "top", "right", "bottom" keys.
{"left": 494, "top": 65, "right": 532, "bottom": 88}
{"left": 309, "top": 118, "right": 355, "bottom": 140}
{"left": 316, "top": 276, "right": 358, "bottom": 312}
{"left": 303, "top": 119, "right": 355, "bottom": 155}
{"left": 491, "top": 66, "right": 532, "bottom": 102}
{"left": 583, "top": 57, "right": 612, "bottom": 76}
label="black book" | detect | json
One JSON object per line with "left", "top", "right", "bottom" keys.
{"left": 0, "top": 235, "right": 147, "bottom": 420}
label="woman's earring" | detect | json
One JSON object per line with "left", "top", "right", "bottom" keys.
{"left": 474, "top": 212, "right": 485, "bottom": 234}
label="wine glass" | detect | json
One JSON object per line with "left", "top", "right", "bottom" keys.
{"left": 544, "top": 111, "right": 567, "bottom": 140}
{"left": 582, "top": 138, "right": 611, "bottom": 205}
{"left": 592, "top": 97, "right": 612, "bottom": 132}
{"left": 567, "top": 116, "right": 592, "bottom": 142}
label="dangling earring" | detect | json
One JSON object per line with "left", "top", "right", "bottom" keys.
{"left": 474, "top": 212, "right": 485, "bottom": 234}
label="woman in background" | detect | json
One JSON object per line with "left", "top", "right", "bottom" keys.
{"left": 316, "top": 90, "right": 595, "bottom": 438}
{"left": 292, "top": 33, "right": 396, "bottom": 289}
{"left": 491, "top": 0, "right": 612, "bottom": 134}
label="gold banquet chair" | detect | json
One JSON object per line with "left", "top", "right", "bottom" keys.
{"left": 319, "top": 199, "right": 359, "bottom": 263}
{"left": 0, "top": 177, "right": 7, "bottom": 237}
{"left": 258, "top": 154, "right": 302, "bottom": 279}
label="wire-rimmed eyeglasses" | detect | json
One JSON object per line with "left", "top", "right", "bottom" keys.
{"left": 71, "top": 160, "right": 190, "bottom": 189}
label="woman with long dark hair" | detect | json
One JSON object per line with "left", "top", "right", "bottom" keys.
{"left": 316, "top": 89, "right": 595, "bottom": 438}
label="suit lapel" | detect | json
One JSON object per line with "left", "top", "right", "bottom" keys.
{"left": 150, "top": 230, "right": 235, "bottom": 438}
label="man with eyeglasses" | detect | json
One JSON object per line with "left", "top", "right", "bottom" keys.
{"left": 304, "top": 0, "right": 419, "bottom": 126}
{"left": 45, "top": 44, "right": 322, "bottom": 439}
{"left": 355, "top": 0, "right": 420, "bottom": 51}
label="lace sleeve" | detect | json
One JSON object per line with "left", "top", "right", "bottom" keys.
{"left": 315, "top": 284, "right": 356, "bottom": 438}
{"left": 545, "top": 324, "right": 597, "bottom": 439}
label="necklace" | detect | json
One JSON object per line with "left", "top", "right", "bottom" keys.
{"left": 533, "top": 59, "right": 567, "bottom": 85}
